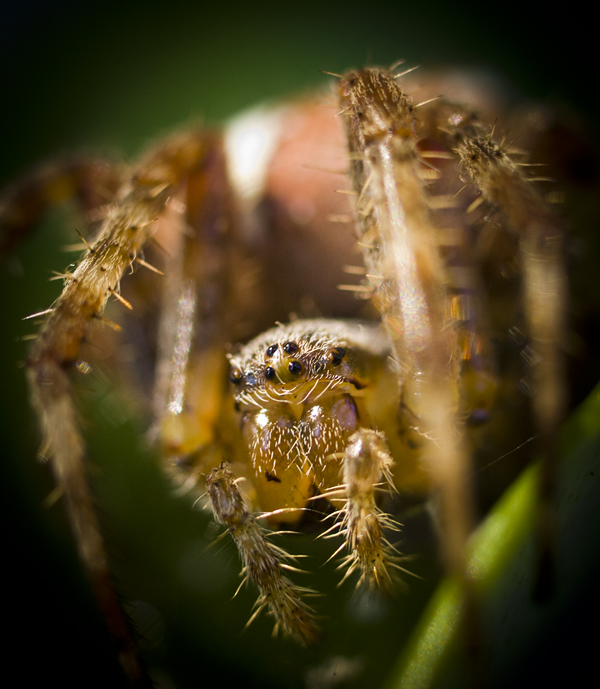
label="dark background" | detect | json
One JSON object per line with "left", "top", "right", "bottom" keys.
{"left": 0, "top": 2, "right": 597, "bottom": 688}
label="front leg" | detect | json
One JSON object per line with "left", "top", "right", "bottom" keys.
{"left": 24, "top": 131, "right": 226, "bottom": 687}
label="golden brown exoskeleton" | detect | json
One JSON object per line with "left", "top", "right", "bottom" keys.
{"left": 2, "top": 61, "right": 573, "bottom": 684}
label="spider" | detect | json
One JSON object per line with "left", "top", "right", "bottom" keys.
{"left": 2, "top": 62, "right": 599, "bottom": 689}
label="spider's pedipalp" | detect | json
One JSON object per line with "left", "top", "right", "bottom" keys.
{"left": 205, "top": 463, "right": 320, "bottom": 645}
{"left": 339, "top": 428, "right": 400, "bottom": 592}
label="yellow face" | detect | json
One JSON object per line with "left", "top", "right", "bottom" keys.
{"left": 227, "top": 321, "right": 384, "bottom": 519}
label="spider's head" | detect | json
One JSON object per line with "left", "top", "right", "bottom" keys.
{"left": 227, "top": 320, "right": 382, "bottom": 408}
{"left": 229, "top": 320, "right": 389, "bottom": 407}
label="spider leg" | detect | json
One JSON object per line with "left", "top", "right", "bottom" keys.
{"left": 205, "top": 462, "right": 319, "bottom": 645}
{"left": 24, "top": 131, "right": 226, "bottom": 687}
{"left": 433, "top": 101, "right": 567, "bottom": 597}
{"left": 151, "top": 130, "right": 239, "bottom": 467}
{"left": 336, "top": 68, "right": 476, "bottom": 584}
{"left": 0, "top": 157, "right": 121, "bottom": 255}
{"left": 335, "top": 68, "right": 488, "bottom": 683}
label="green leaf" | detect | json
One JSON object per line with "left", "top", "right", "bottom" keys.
{"left": 386, "top": 383, "right": 600, "bottom": 689}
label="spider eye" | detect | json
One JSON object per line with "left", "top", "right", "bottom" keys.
{"left": 283, "top": 341, "right": 299, "bottom": 354}
{"left": 288, "top": 361, "right": 302, "bottom": 375}
{"left": 230, "top": 370, "right": 243, "bottom": 385}
{"left": 330, "top": 347, "right": 345, "bottom": 366}
{"left": 266, "top": 344, "right": 278, "bottom": 357}
{"left": 265, "top": 366, "right": 276, "bottom": 380}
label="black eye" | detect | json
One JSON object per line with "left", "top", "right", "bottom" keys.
{"left": 330, "top": 347, "right": 345, "bottom": 366}
{"left": 288, "top": 361, "right": 302, "bottom": 375}
{"left": 265, "top": 367, "right": 276, "bottom": 380}
{"left": 266, "top": 344, "right": 278, "bottom": 357}
{"left": 283, "top": 341, "right": 299, "bottom": 354}
{"left": 230, "top": 370, "right": 243, "bottom": 385}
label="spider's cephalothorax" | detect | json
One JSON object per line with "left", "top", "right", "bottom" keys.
{"left": 204, "top": 319, "right": 424, "bottom": 643}
{"left": 2, "top": 62, "right": 571, "bottom": 685}
{"left": 227, "top": 319, "right": 430, "bottom": 514}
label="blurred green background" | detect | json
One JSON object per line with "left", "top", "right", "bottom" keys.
{"left": 0, "top": 2, "right": 597, "bottom": 688}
